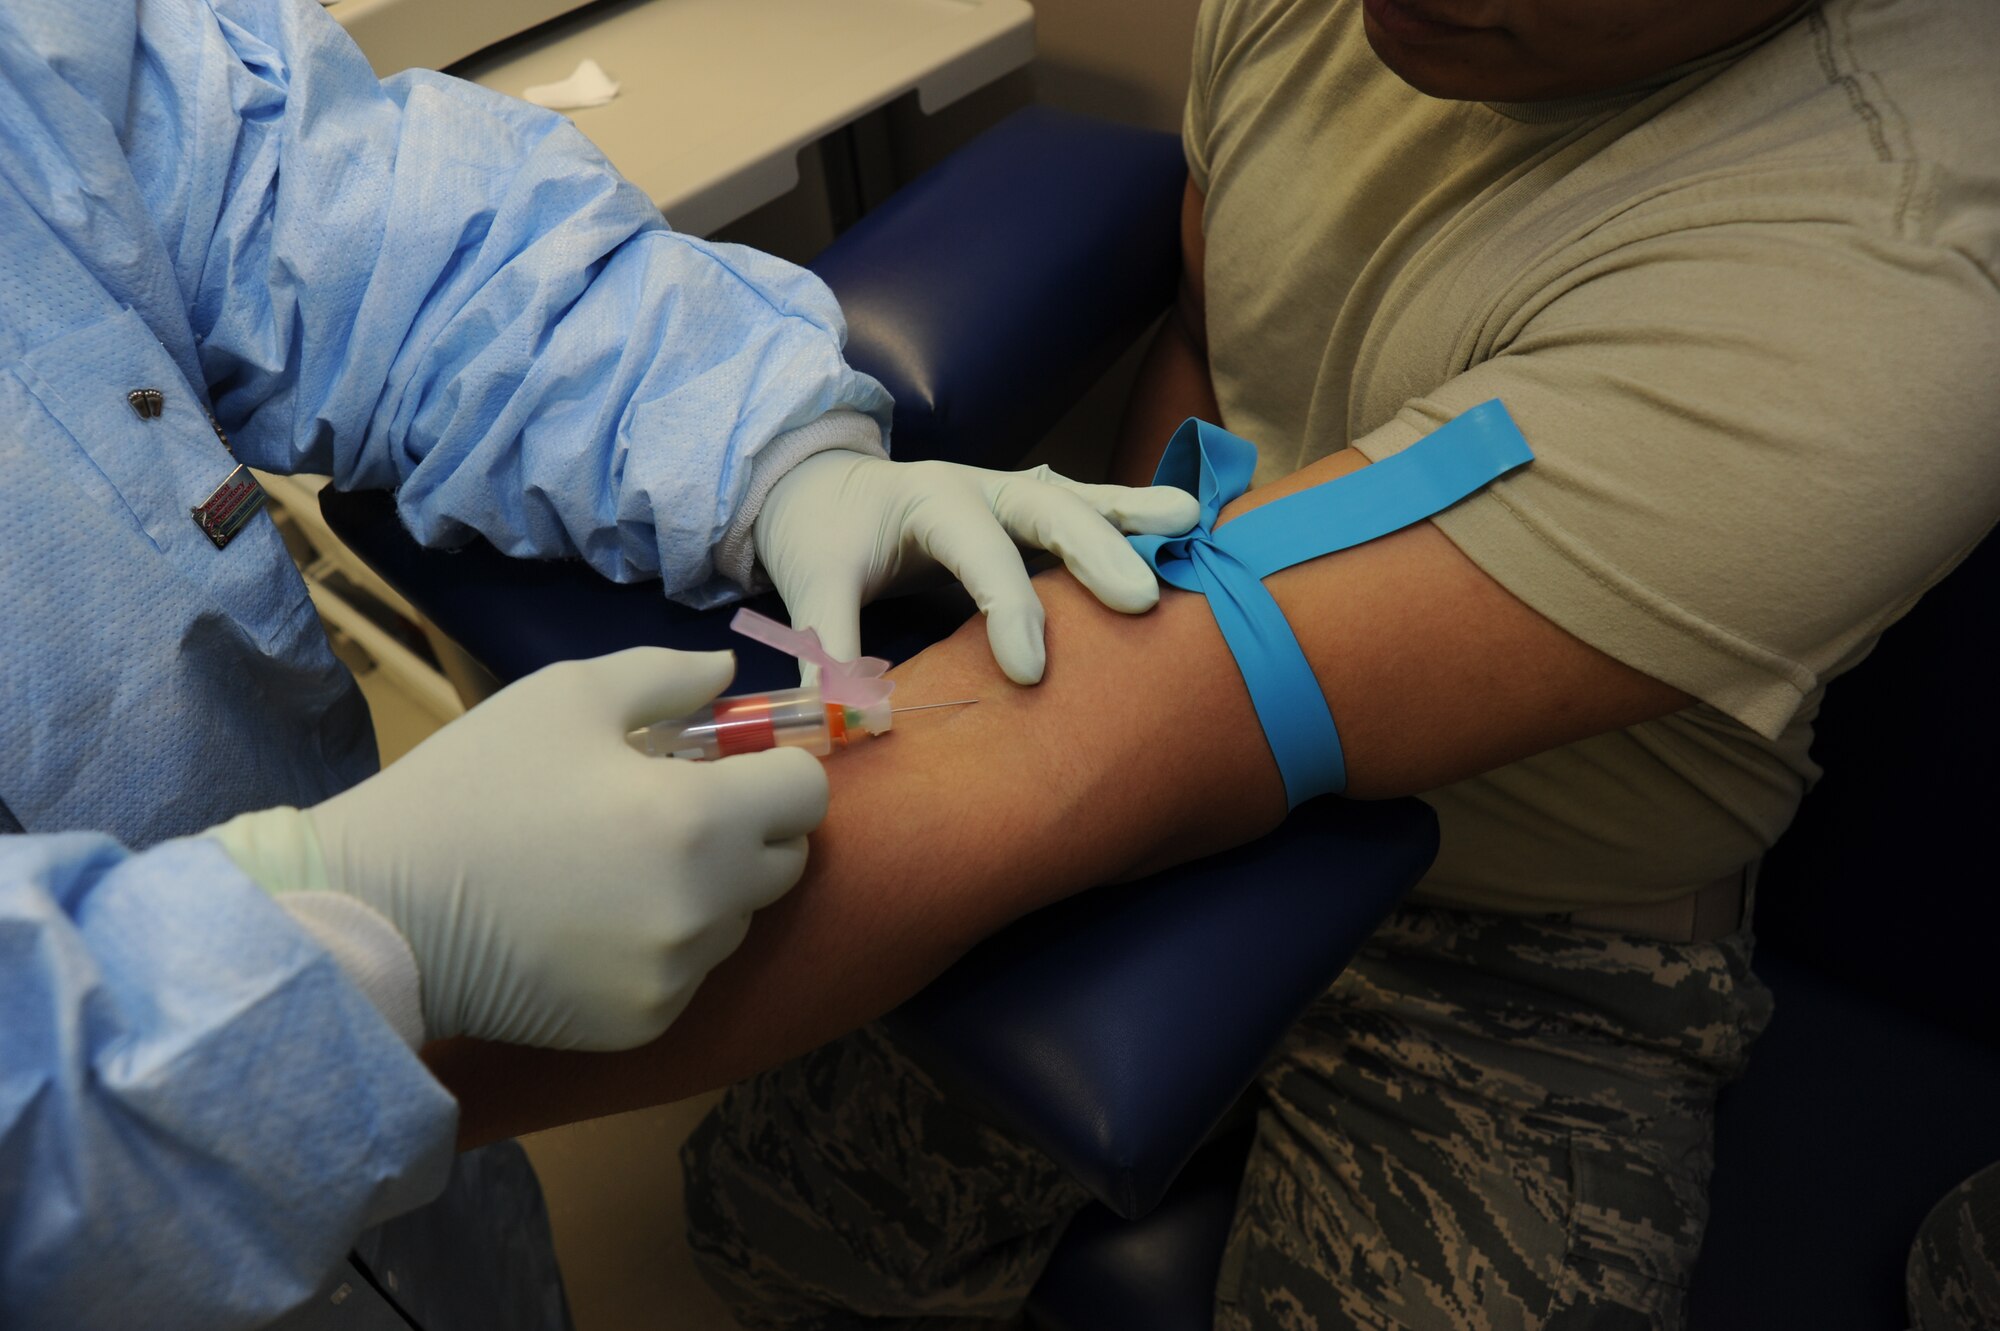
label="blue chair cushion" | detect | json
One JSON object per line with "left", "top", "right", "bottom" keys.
{"left": 809, "top": 105, "right": 1185, "bottom": 470}
{"left": 886, "top": 796, "right": 1437, "bottom": 1219}
{"left": 1027, "top": 1125, "right": 1254, "bottom": 1331}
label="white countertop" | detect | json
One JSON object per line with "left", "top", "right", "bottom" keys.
{"left": 330, "top": 0, "right": 1034, "bottom": 235}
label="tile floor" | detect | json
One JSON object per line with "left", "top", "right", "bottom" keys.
{"left": 357, "top": 664, "right": 744, "bottom": 1331}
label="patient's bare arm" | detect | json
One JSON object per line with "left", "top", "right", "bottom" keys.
{"left": 432, "top": 453, "right": 1687, "bottom": 1146}
{"left": 432, "top": 559, "right": 1279, "bottom": 1146}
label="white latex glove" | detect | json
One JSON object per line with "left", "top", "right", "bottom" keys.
{"left": 754, "top": 452, "right": 1200, "bottom": 684}
{"left": 216, "top": 649, "right": 826, "bottom": 1050}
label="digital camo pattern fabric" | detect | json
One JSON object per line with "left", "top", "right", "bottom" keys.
{"left": 683, "top": 906, "right": 1772, "bottom": 1330}
{"left": 1213, "top": 908, "right": 1769, "bottom": 1331}
{"left": 682, "top": 1019, "right": 1090, "bottom": 1330}
{"left": 1908, "top": 1161, "right": 2000, "bottom": 1331}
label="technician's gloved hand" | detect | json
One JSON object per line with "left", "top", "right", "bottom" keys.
{"left": 755, "top": 452, "right": 1200, "bottom": 685}
{"left": 211, "top": 649, "right": 825, "bottom": 1051}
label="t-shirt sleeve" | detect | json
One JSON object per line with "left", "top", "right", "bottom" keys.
{"left": 1351, "top": 217, "right": 2000, "bottom": 740}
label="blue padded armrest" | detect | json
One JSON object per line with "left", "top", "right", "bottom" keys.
{"left": 885, "top": 796, "right": 1438, "bottom": 1218}
{"left": 1029, "top": 1124, "right": 1257, "bottom": 1331}
{"left": 319, "top": 105, "right": 1186, "bottom": 679}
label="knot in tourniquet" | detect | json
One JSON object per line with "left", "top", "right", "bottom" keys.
{"left": 1127, "top": 401, "right": 1535, "bottom": 807}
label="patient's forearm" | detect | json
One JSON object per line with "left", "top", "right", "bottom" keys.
{"left": 433, "top": 451, "right": 1689, "bottom": 1144}
{"left": 431, "top": 571, "right": 1284, "bottom": 1147}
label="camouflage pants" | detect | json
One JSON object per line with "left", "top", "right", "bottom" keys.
{"left": 683, "top": 906, "right": 1772, "bottom": 1330}
{"left": 1909, "top": 1161, "right": 2000, "bottom": 1331}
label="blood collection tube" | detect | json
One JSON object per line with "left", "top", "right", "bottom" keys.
{"left": 628, "top": 685, "right": 889, "bottom": 761}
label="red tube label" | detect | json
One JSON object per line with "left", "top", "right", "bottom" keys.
{"left": 711, "top": 696, "right": 776, "bottom": 756}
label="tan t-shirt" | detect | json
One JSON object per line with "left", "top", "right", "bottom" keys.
{"left": 1186, "top": 0, "right": 2000, "bottom": 912}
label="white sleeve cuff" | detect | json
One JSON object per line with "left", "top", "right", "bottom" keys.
{"left": 714, "top": 410, "right": 886, "bottom": 590}
{"left": 280, "top": 892, "right": 427, "bottom": 1049}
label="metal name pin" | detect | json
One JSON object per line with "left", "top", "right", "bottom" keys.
{"left": 190, "top": 463, "right": 270, "bottom": 549}
{"left": 127, "top": 388, "right": 164, "bottom": 420}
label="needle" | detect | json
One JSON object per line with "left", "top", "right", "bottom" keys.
{"left": 890, "top": 698, "right": 979, "bottom": 714}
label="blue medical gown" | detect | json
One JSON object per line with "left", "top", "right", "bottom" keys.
{"left": 0, "top": 0, "right": 890, "bottom": 1323}
{"left": 0, "top": 834, "right": 459, "bottom": 1327}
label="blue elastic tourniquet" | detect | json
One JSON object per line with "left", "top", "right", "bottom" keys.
{"left": 1129, "top": 400, "right": 1533, "bottom": 806}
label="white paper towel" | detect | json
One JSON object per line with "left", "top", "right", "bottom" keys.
{"left": 523, "top": 59, "right": 621, "bottom": 111}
